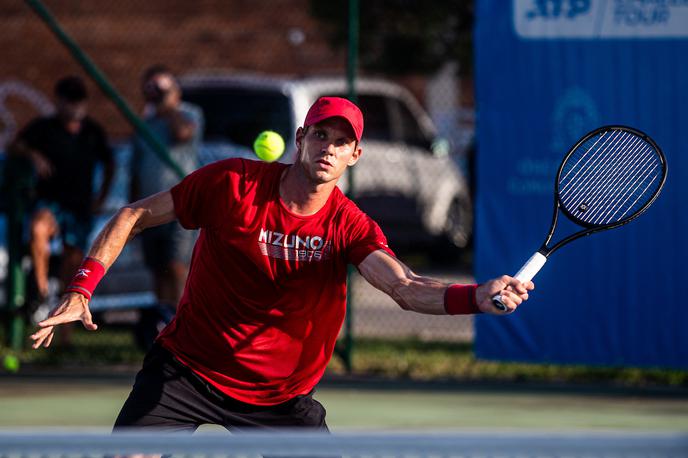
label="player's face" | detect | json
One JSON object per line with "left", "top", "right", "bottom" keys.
{"left": 295, "top": 117, "right": 362, "bottom": 185}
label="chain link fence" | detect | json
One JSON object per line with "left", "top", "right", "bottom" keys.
{"left": 0, "top": 0, "right": 476, "bottom": 368}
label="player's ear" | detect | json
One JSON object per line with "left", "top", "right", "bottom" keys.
{"left": 295, "top": 127, "right": 305, "bottom": 147}
{"left": 295, "top": 127, "right": 305, "bottom": 158}
{"left": 348, "top": 145, "right": 362, "bottom": 166}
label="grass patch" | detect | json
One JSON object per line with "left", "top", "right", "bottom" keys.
{"left": 2, "top": 327, "right": 145, "bottom": 367}
{"left": 329, "top": 338, "right": 688, "bottom": 388}
{"left": 2, "top": 329, "right": 687, "bottom": 388}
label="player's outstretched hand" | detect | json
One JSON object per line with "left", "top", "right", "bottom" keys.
{"left": 30, "top": 292, "right": 98, "bottom": 349}
{"left": 476, "top": 276, "right": 534, "bottom": 315}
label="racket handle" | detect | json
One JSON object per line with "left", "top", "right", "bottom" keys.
{"left": 492, "top": 252, "right": 547, "bottom": 312}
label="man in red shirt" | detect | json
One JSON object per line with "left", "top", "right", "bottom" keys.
{"left": 31, "top": 97, "right": 533, "bottom": 431}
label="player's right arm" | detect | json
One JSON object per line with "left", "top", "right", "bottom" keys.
{"left": 30, "top": 190, "right": 177, "bottom": 349}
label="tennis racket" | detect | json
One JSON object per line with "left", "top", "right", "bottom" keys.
{"left": 493, "top": 125, "right": 667, "bottom": 311}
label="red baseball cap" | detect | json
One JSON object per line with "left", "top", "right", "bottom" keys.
{"left": 304, "top": 97, "right": 364, "bottom": 141}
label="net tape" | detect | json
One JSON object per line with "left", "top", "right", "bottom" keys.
{"left": 0, "top": 431, "right": 686, "bottom": 458}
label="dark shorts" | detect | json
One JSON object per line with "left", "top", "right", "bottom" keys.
{"left": 29, "top": 201, "right": 92, "bottom": 252}
{"left": 140, "top": 221, "right": 196, "bottom": 271}
{"left": 114, "top": 344, "right": 329, "bottom": 432}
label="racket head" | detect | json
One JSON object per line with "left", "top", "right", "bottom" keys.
{"left": 555, "top": 125, "right": 667, "bottom": 229}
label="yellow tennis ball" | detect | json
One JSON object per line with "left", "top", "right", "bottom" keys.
{"left": 3, "top": 355, "right": 19, "bottom": 373}
{"left": 253, "top": 131, "right": 285, "bottom": 162}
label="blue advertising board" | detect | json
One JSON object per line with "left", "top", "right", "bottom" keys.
{"left": 474, "top": 0, "right": 688, "bottom": 368}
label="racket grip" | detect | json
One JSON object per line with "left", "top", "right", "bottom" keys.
{"left": 492, "top": 252, "right": 547, "bottom": 312}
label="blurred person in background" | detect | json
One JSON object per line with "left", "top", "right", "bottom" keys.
{"left": 7, "top": 75, "right": 114, "bottom": 321}
{"left": 130, "top": 64, "right": 204, "bottom": 349}
{"left": 31, "top": 96, "right": 533, "bottom": 431}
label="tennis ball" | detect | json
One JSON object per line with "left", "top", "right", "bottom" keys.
{"left": 3, "top": 355, "right": 19, "bottom": 373}
{"left": 253, "top": 131, "right": 285, "bottom": 162}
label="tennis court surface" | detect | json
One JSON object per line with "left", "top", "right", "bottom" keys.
{"left": 0, "top": 375, "right": 687, "bottom": 431}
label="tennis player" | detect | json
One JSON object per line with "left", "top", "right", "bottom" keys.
{"left": 31, "top": 97, "right": 533, "bottom": 431}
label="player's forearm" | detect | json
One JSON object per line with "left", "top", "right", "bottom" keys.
{"left": 86, "top": 206, "right": 147, "bottom": 269}
{"left": 64, "top": 192, "right": 176, "bottom": 301}
{"left": 359, "top": 250, "right": 478, "bottom": 316}
{"left": 388, "top": 275, "right": 450, "bottom": 315}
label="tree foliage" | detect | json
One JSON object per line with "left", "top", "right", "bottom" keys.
{"left": 309, "top": 0, "right": 474, "bottom": 75}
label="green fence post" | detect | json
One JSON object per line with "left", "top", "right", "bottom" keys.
{"left": 338, "top": 0, "right": 360, "bottom": 374}
{"left": 4, "top": 157, "right": 34, "bottom": 354}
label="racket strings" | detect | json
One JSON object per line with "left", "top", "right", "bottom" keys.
{"left": 610, "top": 171, "right": 660, "bottom": 223}
{"left": 557, "top": 129, "right": 664, "bottom": 226}
{"left": 585, "top": 148, "right": 659, "bottom": 224}
{"left": 560, "top": 134, "right": 640, "bottom": 208}
{"left": 565, "top": 144, "right": 661, "bottom": 224}
{"left": 558, "top": 131, "right": 614, "bottom": 190}
{"left": 565, "top": 141, "right": 660, "bottom": 224}
{"left": 559, "top": 131, "right": 637, "bottom": 207}
{"left": 559, "top": 130, "right": 633, "bottom": 200}
{"left": 564, "top": 135, "right": 651, "bottom": 218}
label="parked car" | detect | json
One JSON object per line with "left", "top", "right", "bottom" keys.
{"left": 180, "top": 74, "right": 473, "bottom": 251}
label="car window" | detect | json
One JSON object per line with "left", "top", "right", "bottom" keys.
{"left": 330, "top": 93, "right": 391, "bottom": 141}
{"left": 392, "top": 99, "right": 431, "bottom": 149}
{"left": 357, "top": 95, "right": 393, "bottom": 141}
{"left": 182, "top": 88, "right": 292, "bottom": 147}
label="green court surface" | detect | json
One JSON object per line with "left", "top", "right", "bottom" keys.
{"left": 0, "top": 376, "right": 687, "bottom": 431}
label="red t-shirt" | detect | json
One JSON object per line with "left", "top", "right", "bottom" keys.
{"left": 158, "top": 158, "right": 393, "bottom": 405}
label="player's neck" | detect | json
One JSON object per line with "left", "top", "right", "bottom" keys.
{"left": 279, "top": 166, "right": 337, "bottom": 216}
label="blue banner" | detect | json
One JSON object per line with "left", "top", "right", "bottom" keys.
{"left": 474, "top": 0, "right": 688, "bottom": 368}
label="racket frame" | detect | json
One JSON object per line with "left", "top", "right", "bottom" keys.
{"left": 543, "top": 125, "right": 667, "bottom": 257}
{"left": 492, "top": 125, "right": 667, "bottom": 311}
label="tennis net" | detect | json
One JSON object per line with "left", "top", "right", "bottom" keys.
{"left": 0, "top": 431, "right": 685, "bottom": 458}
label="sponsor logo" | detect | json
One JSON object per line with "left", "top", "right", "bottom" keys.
{"left": 258, "top": 228, "right": 332, "bottom": 261}
{"left": 507, "top": 87, "right": 599, "bottom": 196}
{"left": 75, "top": 268, "right": 91, "bottom": 278}
{"left": 514, "top": 0, "right": 688, "bottom": 38}
{"left": 551, "top": 87, "right": 599, "bottom": 153}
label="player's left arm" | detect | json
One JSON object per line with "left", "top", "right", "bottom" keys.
{"left": 357, "top": 249, "right": 534, "bottom": 315}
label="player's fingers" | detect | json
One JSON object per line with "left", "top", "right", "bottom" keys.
{"left": 38, "top": 307, "right": 81, "bottom": 328}
{"left": 82, "top": 311, "right": 98, "bottom": 331}
{"left": 30, "top": 325, "right": 51, "bottom": 342}
{"left": 43, "top": 331, "right": 55, "bottom": 348}
{"left": 501, "top": 289, "right": 524, "bottom": 307}
{"left": 30, "top": 326, "right": 53, "bottom": 349}
{"left": 495, "top": 296, "right": 517, "bottom": 314}
{"left": 504, "top": 277, "right": 534, "bottom": 295}
{"left": 38, "top": 315, "right": 73, "bottom": 328}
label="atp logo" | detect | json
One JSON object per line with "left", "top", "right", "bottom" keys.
{"left": 75, "top": 268, "right": 91, "bottom": 278}
{"left": 551, "top": 87, "right": 599, "bottom": 153}
{"left": 526, "top": 0, "right": 591, "bottom": 19}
